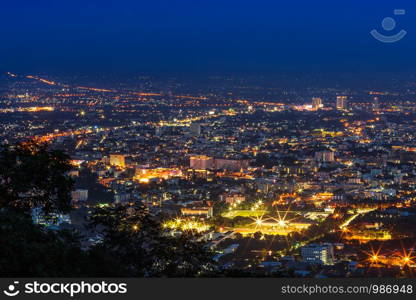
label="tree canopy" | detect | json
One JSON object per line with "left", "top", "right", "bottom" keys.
{"left": 89, "top": 204, "right": 218, "bottom": 277}
{"left": 0, "top": 141, "right": 73, "bottom": 215}
{"left": 0, "top": 141, "right": 217, "bottom": 277}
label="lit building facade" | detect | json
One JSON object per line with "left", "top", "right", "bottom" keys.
{"left": 301, "top": 244, "right": 334, "bottom": 265}
{"left": 190, "top": 155, "right": 214, "bottom": 170}
{"left": 336, "top": 96, "right": 348, "bottom": 110}
{"left": 109, "top": 154, "right": 126, "bottom": 168}
{"left": 312, "top": 97, "right": 323, "bottom": 110}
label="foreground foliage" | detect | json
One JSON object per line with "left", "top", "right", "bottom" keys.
{"left": 0, "top": 141, "right": 217, "bottom": 277}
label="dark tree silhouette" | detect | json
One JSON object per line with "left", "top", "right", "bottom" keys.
{"left": 0, "top": 141, "right": 73, "bottom": 214}
{"left": 0, "top": 210, "right": 85, "bottom": 276}
{"left": 89, "top": 204, "right": 218, "bottom": 277}
{"left": 0, "top": 141, "right": 217, "bottom": 277}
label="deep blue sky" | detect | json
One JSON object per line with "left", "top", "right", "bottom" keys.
{"left": 0, "top": 0, "right": 415, "bottom": 78}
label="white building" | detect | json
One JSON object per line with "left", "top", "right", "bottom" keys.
{"left": 301, "top": 243, "right": 334, "bottom": 265}
{"left": 71, "top": 189, "right": 88, "bottom": 203}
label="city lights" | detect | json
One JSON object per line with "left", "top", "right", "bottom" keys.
{"left": 3, "top": 0, "right": 416, "bottom": 282}
{"left": 162, "top": 218, "right": 210, "bottom": 233}
{"left": 3, "top": 55, "right": 416, "bottom": 280}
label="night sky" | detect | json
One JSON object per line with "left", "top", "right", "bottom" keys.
{"left": 0, "top": 0, "right": 415, "bottom": 78}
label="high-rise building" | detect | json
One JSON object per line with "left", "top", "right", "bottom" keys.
{"left": 190, "top": 123, "right": 201, "bottom": 136}
{"left": 155, "top": 126, "right": 163, "bottom": 136}
{"left": 312, "top": 97, "right": 323, "bottom": 110}
{"left": 336, "top": 96, "right": 348, "bottom": 110}
{"left": 109, "top": 154, "right": 126, "bottom": 168}
{"left": 301, "top": 243, "right": 334, "bottom": 265}
{"left": 373, "top": 97, "right": 380, "bottom": 112}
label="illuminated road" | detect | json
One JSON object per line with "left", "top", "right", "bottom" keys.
{"left": 339, "top": 208, "right": 376, "bottom": 230}
{"left": 339, "top": 213, "right": 360, "bottom": 229}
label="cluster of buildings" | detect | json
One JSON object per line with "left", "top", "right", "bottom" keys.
{"left": 3, "top": 73, "right": 416, "bottom": 277}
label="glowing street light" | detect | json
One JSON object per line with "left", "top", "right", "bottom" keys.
{"left": 363, "top": 245, "right": 382, "bottom": 265}
{"left": 399, "top": 248, "right": 415, "bottom": 266}
{"left": 278, "top": 220, "right": 286, "bottom": 227}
